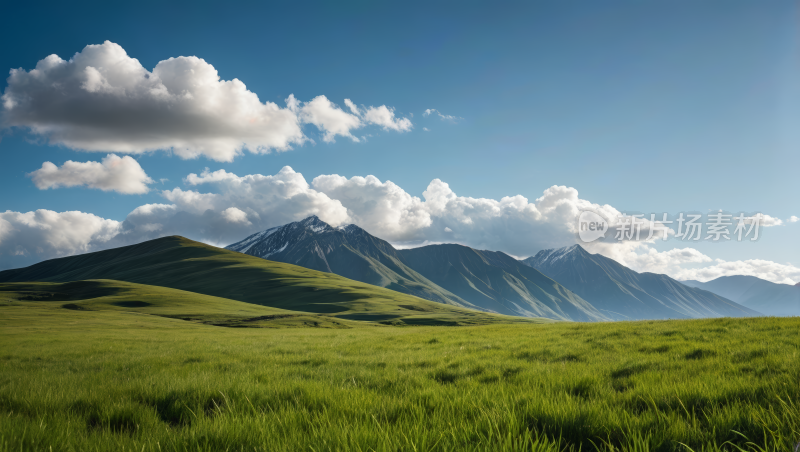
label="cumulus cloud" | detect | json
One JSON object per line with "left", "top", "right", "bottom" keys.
{"left": 789, "top": 216, "right": 799, "bottom": 223}
{"left": 144, "top": 166, "right": 349, "bottom": 241}
{"left": 0, "top": 167, "right": 794, "bottom": 284}
{"left": 312, "top": 174, "right": 431, "bottom": 238}
{"left": 296, "top": 95, "right": 362, "bottom": 143}
{"left": 593, "top": 246, "right": 713, "bottom": 275}
{"left": 221, "top": 207, "right": 250, "bottom": 224}
{"left": 0, "top": 210, "right": 121, "bottom": 269}
{"left": 1, "top": 41, "right": 411, "bottom": 162}
{"left": 28, "top": 154, "right": 153, "bottom": 194}
{"left": 362, "top": 105, "right": 413, "bottom": 131}
{"left": 292, "top": 96, "right": 413, "bottom": 139}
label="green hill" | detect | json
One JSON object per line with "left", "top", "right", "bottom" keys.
{"left": 0, "top": 279, "right": 362, "bottom": 328}
{"left": 0, "top": 236, "right": 548, "bottom": 326}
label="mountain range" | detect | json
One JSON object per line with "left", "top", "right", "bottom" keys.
{"left": 682, "top": 276, "right": 800, "bottom": 316}
{"left": 521, "top": 245, "right": 760, "bottom": 320}
{"left": 226, "top": 216, "right": 607, "bottom": 321}
{"left": 0, "top": 215, "right": 769, "bottom": 323}
{"left": 226, "top": 216, "right": 762, "bottom": 321}
{"left": 0, "top": 235, "right": 538, "bottom": 326}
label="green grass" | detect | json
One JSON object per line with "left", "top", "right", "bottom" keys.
{"left": 0, "top": 280, "right": 365, "bottom": 329}
{"left": 1, "top": 299, "right": 799, "bottom": 451}
{"left": 0, "top": 237, "right": 544, "bottom": 326}
{"left": 0, "top": 279, "right": 545, "bottom": 328}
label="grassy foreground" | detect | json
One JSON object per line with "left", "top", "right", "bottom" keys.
{"left": 1, "top": 302, "right": 799, "bottom": 451}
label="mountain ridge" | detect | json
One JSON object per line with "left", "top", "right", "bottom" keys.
{"left": 522, "top": 245, "right": 760, "bottom": 320}
{"left": 226, "top": 216, "right": 609, "bottom": 321}
{"left": 0, "top": 235, "right": 544, "bottom": 326}
{"left": 226, "top": 216, "right": 481, "bottom": 310}
{"left": 682, "top": 275, "right": 800, "bottom": 316}
{"left": 397, "top": 243, "right": 608, "bottom": 321}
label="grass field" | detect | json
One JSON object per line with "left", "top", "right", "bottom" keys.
{"left": 1, "top": 292, "right": 799, "bottom": 451}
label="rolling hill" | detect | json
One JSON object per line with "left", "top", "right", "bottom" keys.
{"left": 226, "top": 216, "right": 607, "bottom": 321}
{"left": 682, "top": 275, "right": 800, "bottom": 316}
{"left": 0, "top": 236, "right": 547, "bottom": 326}
{"left": 522, "top": 245, "right": 761, "bottom": 320}
{"left": 0, "top": 279, "right": 360, "bottom": 328}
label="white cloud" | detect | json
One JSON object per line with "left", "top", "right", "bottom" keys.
{"left": 1, "top": 167, "right": 794, "bottom": 284}
{"left": 343, "top": 99, "right": 359, "bottom": 115}
{"left": 757, "top": 214, "right": 782, "bottom": 227}
{"left": 0, "top": 209, "right": 121, "bottom": 268}
{"left": 362, "top": 105, "right": 413, "bottom": 131}
{"left": 161, "top": 188, "right": 219, "bottom": 214}
{"left": 672, "top": 258, "right": 800, "bottom": 285}
{"left": 221, "top": 207, "right": 250, "bottom": 224}
{"left": 166, "top": 165, "right": 349, "bottom": 230}
{"left": 297, "top": 95, "right": 362, "bottom": 143}
{"left": 312, "top": 174, "right": 431, "bottom": 238}
{"left": 28, "top": 154, "right": 153, "bottom": 194}
{"left": 788, "top": 216, "right": 799, "bottom": 223}
{"left": 286, "top": 96, "right": 412, "bottom": 141}
{"left": 1, "top": 41, "right": 411, "bottom": 162}
{"left": 423, "top": 108, "right": 460, "bottom": 122}
{"left": 595, "top": 246, "right": 713, "bottom": 275}
{"left": 584, "top": 244, "right": 800, "bottom": 285}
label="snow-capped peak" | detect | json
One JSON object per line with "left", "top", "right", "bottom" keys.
{"left": 299, "top": 215, "right": 334, "bottom": 233}
{"left": 337, "top": 224, "right": 364, "bottom": 234}
{"left": 529, "top": 244, "right": 582, "bottom": 266}
{"left": 225, "top": 226, "right": 280, "bottom": 253}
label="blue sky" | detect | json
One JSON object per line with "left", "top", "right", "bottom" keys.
{"left": 1, "top": 0, "right": 798, "bottom": 283}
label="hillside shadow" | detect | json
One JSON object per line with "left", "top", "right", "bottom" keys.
{"left": 2, "top": 280, "right": 124, "bottom": 302}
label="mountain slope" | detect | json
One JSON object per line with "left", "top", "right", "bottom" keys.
{"left": 0, "top": 236, "right": 547, "bottom": 326}
{"left": 522, "top": 245, "right": 760, "bottom": 320}
{"left": 227, "top": 216, "right": 607, "bottom": 321}
{"left": 226, "top": 216, "right": 479, "bottom": 310}
{"left": 396, "top": 244, "right": 609, "bottom": 321}
{"left": 682, "top": 276, "right": 800, "bottom": 316}
{"left": 0, "top": 279, "right": 361, "bottom": 329}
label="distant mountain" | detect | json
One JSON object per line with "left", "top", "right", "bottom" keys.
{"left": 226, "top": 216, "right": 480, "bottom": 310}
{"left": 0, "top": 236, "right": 538, "bottom": 326}
{"left": 682, "top": 276, "right": 800, "bottom": 316}
{"left": 397, "top": 244, "right": 608, "bottom": 321}
{"left": 521, "top": 245, "right": 760, "bottom": 320}
{"left": 226, "top": 216, "right": 609, "bottom": 321}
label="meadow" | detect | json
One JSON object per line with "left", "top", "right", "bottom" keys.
{"left": 1, "top": 295, "right": 799, "bottom": 451}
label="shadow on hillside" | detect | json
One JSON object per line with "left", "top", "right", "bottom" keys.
{"left": 0, "top": 280, "right": 125, "bottom": 302}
